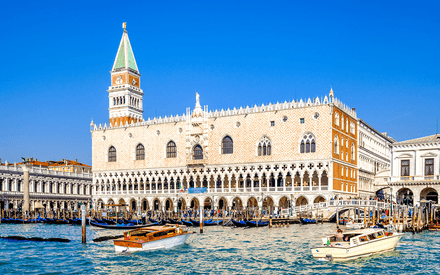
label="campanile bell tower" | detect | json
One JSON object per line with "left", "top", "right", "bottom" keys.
{"left": 108, "top": 23, "right": 143, "bottom": 126}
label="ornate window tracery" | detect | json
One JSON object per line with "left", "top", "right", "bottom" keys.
{"left": 258, "top": 136, "right": 271, "bottom": 156}
{"left": 300, "top": 133, "right": 316, "bottom": 153}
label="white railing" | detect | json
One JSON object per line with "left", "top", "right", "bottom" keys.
{"left": 0, "top": 165, "right": 92, "bottom": 178}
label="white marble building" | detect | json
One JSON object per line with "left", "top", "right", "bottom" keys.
{"left": 389, "top": 134, "right": 440, "bottom": 206}
{"left": 0, "top": 164, "right": 93, "bottom": 211}
{"left": 357, "top": 119, "right": 395, "bottom": 198}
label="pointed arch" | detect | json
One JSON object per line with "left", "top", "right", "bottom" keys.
{"left": 221, "top": 136, "right": 233, "bottom": 154}
{"left": 193, "top": 144, "right": 203, "bottom": 160}
{"left": 136, "top": 143, "right": 145, "bottom": 160}
{"left": 166, "top": 140, "right": 177, "bottom": 158}
{"left": 300, "top": 132, "right": 316, "bottom": 153}
{"left": 108, "top": 146, "right": 116, "bottom": 162}
{"left": 334, "top": 135, "right": 339, "bottom": 155}
{"left": 257, "top": 136, "right": 271, "bottom": 156}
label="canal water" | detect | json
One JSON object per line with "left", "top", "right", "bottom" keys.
{"left": 0, "top": 223, "right": 438, "bottom": 274}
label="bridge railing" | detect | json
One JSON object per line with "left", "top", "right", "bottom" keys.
{"left": 289, "top": 200, "right": 414, "bottom": 216}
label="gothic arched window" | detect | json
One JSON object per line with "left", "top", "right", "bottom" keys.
{"left": 335, "top": 112, "right": 340, "bottom": 126}
{"left": 108, "top": 146, "right": 117, "bottom": 162}
{"left": 167, "top": 141, "right": 177, "bottom": 158}
{"left": 258, "top": 136, "right": 271, "bottom": 156}
{"left": 300, "top": 134, "right": 316, "bottom": 153}
{"left": 193, "top": 145, "right": 203, "bottom": 160}
{"left": 136, "top": 144, "right": 145, "bottom": 160}
{"left": 334, "top": 135, "right": 339, "bottom": 154}
{"left": 222, "top": 136, "right": 233, "bottom": 154}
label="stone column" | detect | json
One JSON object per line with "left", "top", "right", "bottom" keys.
{"left": 283, "top": 175, "right": 287, "bottom": 192}
{"left": 22, "top": 164, "right": 32, "bottom": 215}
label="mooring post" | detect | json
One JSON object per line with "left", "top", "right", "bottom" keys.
{"left": 372, "top": 207, "right": 376, "bottom": 226}
{"left": 81, "top": 205, "right": 86, "bottom": 244}
{"left": 200, "top": 206, "right": 203, "bottom": 234}
{"left": 364, "top": 207, "right": 367, "bottom": 228}
{"left": 336, "top": 207, "right": 339, "bottom": 228}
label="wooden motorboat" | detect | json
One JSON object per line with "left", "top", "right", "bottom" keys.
{"left": 310, "top": 228, "right": 403, "bottom": 262}
{"left": 428, "top": 223, "right": 440, "bottom": 231}
{"left": 114, "top": 225, "right": 192, "bottom": 252}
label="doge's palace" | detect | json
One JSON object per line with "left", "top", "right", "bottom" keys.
{"left": 91, "top": 25, "right": 360, "bottom": 213}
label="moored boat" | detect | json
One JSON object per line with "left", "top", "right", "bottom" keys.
{"left": 113, "top": 225, "right": 192, "bottom": 252}
{"left": 231, "top": 219, "right": 247, "bottom": 227}
{"left": 245, "top": 220, "right": 269, "bottom": 227}
{"left": 310, "top": 228, "right": 403, "bottom": 262}
{"left": 428, "top": 223, "right": 440, "bottom": 231}
{"left": 345, "top": 219, "right": 365, "bottom": 230}
{"left": 300, "top": 218, "right": 316, "bottom": 224}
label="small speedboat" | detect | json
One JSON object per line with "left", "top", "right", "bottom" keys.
{"left": 345, "top": 219, "right": 365, "bottom": 230}
{"left": 310, "top": 228, "right": 403, "bottom": 262}
{"left": 114, "top": 225, "right": 192, "bottom": 252}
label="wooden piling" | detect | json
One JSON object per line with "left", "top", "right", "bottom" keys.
{"left": 372, "top": 208, "right": 376, "bottom": 226}
{"left": 364, "top": 207, "right": 367, "bottom": 228}
{"left": 81, "top": 205, "right": 86, "bottom": 244}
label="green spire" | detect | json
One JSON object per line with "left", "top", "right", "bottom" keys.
{"left": 112, "top": 25, "right": 139, "bottom": 72}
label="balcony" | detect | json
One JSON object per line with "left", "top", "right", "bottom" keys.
{"left": 187, "top": 159, "right": 207, "bottom": 166}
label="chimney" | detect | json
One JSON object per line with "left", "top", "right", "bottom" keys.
{"left": 352, "top": 108, "right": 355, "bottom": 111}
{"left": 75, "top": 159, "right": 78, "bottom": 162}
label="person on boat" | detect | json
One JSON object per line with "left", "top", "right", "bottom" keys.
{"left": 335, "top": 228, "right": 344, "bottom": 242}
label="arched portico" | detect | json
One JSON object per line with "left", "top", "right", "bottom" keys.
{"left": 421, "top": 187, "right": 438, "bottom": 204}
{"left": 218, "top": 197, "right": 227, "bottom": 210}
{"left": 313, "top": 196, "right": 326, "bottom": 204}
{"left": 295, "top": 196, "right": 308, "bottom": 206}
{"left": 232, "top": 197, "right": 243, "bottom": 210}
{"left": 165, "top": 198, "right": 173, "bottom": 211}
{"left": 279, "top": 196, "right": 290, "bottom": 209}
{"left": 396, "top": 188, "right": 414, "bottom": 206}
{"left": 190, "top": 197, "right": 200, "bottom": 210}
{"left": 247, "top": 197, "right": 258, "bottom": 208}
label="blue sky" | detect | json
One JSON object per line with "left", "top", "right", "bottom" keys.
{"left": 1, "top": 1, "right": 439, "bottom": 165}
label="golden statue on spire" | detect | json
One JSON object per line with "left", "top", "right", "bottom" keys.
{"left": 123, "top": 22, "right": 127, "bottom": 31}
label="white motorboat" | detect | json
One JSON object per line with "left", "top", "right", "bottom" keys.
{"left": 310, "top": 228, "right": 403, "bottom": 261}
{"left": 345, "top": 219, "right": 365, "bottom": 230}
{"left": 114, "top": 225, "right": 192, "bottom": 252}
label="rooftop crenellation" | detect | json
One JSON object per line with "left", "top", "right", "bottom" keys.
{"left": 92, "top": 94, "right": 356, "bottom": 131}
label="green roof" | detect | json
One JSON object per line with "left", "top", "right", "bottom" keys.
{"left": 112, "top": 31, "right": 139, "bottom": 72}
